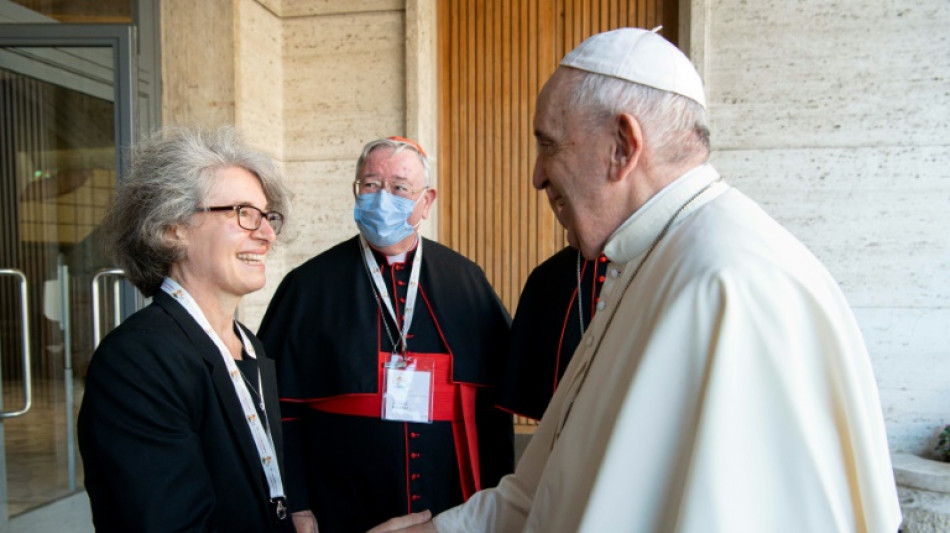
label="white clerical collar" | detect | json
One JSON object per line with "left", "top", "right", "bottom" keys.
{"left": 603, "top": 164, "right": 724, "bottom": 264}
{"left": 384, "top": 236, "right": 420, "bottom": 265}
{"left": 386, "top": 252, "right": 408, "bottom": 265}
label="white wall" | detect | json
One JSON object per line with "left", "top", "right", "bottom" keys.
{"left": 696, "top": 0, "right": 950, "bottom": 454}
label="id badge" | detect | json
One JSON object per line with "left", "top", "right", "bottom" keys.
{"left": 382, "top": 355, "right": 434, "bottom": 423}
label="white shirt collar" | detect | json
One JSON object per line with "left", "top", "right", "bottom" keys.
{"left": 603, "top": 164, "right": 723, "bottom": 264}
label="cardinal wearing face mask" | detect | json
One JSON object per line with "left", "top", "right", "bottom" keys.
{"left": 258, "top": 137, "right": 514, "bottom": 533}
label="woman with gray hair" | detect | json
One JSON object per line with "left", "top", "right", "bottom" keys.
{"left": 78, "top": 126, "right": 296, "bottom": 532}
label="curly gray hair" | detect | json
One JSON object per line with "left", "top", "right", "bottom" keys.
{"left": 103, "top": 125, "right": 290, "bottom": 297}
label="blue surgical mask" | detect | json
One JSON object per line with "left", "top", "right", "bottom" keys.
{"left": 354, "top": 190, "right": 422, "bottom": 247}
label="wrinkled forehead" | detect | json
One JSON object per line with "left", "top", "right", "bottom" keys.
{"left": 534, "top": 69, "right": 576, "bottom": 133}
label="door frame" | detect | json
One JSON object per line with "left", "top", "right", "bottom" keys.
{"left": 0, "top": 22, "right": 135, "bottom": 529}
{"left": 0, "top": 23, "right": 136, "bottom": 179}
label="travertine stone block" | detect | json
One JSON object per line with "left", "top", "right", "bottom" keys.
{"left": 893, "top": 453, "right": 950, "bottom": 532}
{"left": 707, "top": 2, "right": 949, "bottom": 150}
{"left": 713, "top": 146, "right": 949, "bottom": 308}
{"left": 161, "top": 0, "right": 236, "bottom": 127}
{"left": 284, "top": 11, "right": 406, "bottom": 161}
{"left": 237, "top": 0, "right": 284, "bottom": 158}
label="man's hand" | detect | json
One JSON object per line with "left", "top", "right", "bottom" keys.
{"left": 292, "top": 509, "right": 318, "bottom": 533}
{"left": 366, "top": 510, "right": 434, "bottom": 533}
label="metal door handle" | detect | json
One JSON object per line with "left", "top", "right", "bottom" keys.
{"left": 0, "top": 268, "right": 32, "bottom": 419}
{"left": 92, "top": 268, "right": 125, "bottom": 349}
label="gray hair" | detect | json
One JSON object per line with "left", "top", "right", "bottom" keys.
{"left": 355, "top": 137, "right": 432, "bottom": 187}
{"left": 565, "top": 69, "right": 710, "bottom": 165}
{"left": 104, "top": 125, "right": 290, "bottom": 297}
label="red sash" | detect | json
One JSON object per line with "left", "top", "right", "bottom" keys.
{"left": 306, "top": 351, "right": 481, "bottom": 499}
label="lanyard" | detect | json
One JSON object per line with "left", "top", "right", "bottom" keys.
{"left": 359, "top": 235, "right": 423, "bottom": 355}
{"left": 160, "top": 278, "right": 286, "bottom": 504}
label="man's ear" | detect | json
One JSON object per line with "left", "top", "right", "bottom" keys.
{"left": 609, "top": 113, "right": 642, "bottom": 182}
{"left": 419, "top": 188, "right": 437, "bottom": 219}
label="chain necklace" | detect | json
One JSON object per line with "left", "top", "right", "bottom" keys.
{"left": 358, "top": 236, "right": 423, "bottom": 356}
{"left": 236, "top": 359, "right": 266, "bottom": 413}
{"left": 361, "top": 254, "right": 401, "bottom": 353}
{"left": 364, "top": 266, "right": 401, "bottom": 353}
{"left": 576, "top": 250, "right": 586, "bottom": 337}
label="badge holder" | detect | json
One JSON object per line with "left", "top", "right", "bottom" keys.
{"left": 382, "top": 354, "right": 435, "bottom": 423}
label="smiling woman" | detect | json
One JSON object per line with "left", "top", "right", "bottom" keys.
{"left": 102, "top": 126, "right": 289, "bottom": 299}
{"left": 171, "top": 165, "right": 279, "bottom": 312}
{"left": 76, "top": 126, "right": 297, "bottom": 533}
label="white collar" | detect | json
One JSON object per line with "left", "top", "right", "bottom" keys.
{"left": 603, "top": 164, "right": 724, "bottom": 264}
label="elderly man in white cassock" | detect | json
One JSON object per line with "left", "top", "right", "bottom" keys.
{"left": 371, "top": 27, "right": 901, "bottom": 533}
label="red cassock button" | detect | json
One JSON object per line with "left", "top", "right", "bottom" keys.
{"left": 598, "top": 275, "right": 606, "bottom": 283}
{"left": 410, "top": 452, "right": 421, "bottom": 459}
{"left": 410, "top": 432, "right": 420, "bottom": 438}
{"left": 411, "top": 473, "right": 421, "bottom": 480}
{"left": 599, "top": 255, "right": 608, "bottom": 263}
{"left": 411, "top": 495, "right": 421, "bottom": 501}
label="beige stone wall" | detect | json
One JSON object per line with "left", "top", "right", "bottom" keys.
{"left": 693, "top": 0, "right": 950, "bottom": 455}
{"left": 235, "top": 0, "right": 284, "bottom": 157}
{"left": 161, "top": 0, "right": 236, "bottom": 127}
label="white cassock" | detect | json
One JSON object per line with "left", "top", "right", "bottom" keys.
{"left": 434, "top": 164, "right": 901, "bottom": 532}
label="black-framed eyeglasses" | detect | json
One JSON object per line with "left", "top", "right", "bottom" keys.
{"left": 196, "top": 204, "right": 284, "bottom": 235}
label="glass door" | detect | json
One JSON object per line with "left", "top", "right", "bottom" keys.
{"left": 0, "top": 24, "right": 134, "bottom": 528}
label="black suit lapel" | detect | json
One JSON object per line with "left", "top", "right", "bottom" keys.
{"left": 153, "top": 291, "right": 271, "bottom": 501}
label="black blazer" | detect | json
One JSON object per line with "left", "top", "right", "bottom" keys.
{"left": 78, "top": 290, "right": 293, "bottom": 533}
